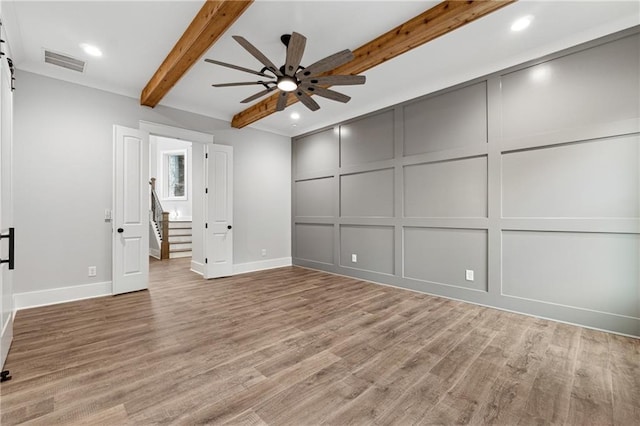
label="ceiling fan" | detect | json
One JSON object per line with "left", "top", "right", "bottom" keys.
{"left": 205, "top": 32, "right": 366, "bottom": 112}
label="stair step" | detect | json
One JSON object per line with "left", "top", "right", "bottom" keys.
{"left": 170, "top": 242, "right": 192, "bottom": 250}
{"left": 169, "top": 222, "right": 192, "bottom": 229}
{"left": 168, "top": 228, "right": 192, "bottom": 235}
{"left": 170, "top": 251, "right": 192, "bottom": 259}
{"left": 170, "top": 248, "right": 192, "bottom": 253}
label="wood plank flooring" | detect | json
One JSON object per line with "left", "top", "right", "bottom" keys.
{"left": 1, "top": 258, "right": 638, "bottom": 425}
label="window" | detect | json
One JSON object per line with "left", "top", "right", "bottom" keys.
{"left": 162, "top": 150, "right": 187, "bottom": 200}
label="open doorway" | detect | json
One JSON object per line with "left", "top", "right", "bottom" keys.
{"left": 149, "top": 136, "right": 193, "bottom": 260}
{"left": 135, "top": 121, "right": 232, "bottom": 280}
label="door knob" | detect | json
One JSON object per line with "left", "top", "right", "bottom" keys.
{"left": 227, "top": 225, "right": 232, "bottom": 230}
{"left": 117, "top": 228, "right": 124, "bottom": 233}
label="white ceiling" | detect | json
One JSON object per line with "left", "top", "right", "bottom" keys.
{"left": 3, "top": 1, "right": 639, "bottom": 137}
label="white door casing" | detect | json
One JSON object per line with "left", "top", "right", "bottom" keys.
{"left": 204, "top": 144, "right": 233, "bottom": 278}
{"left": 113, "top": 125, "right": 149, "bottom": 294}
{"left": 0, "top": 34, "right": 14, "bottom": 370}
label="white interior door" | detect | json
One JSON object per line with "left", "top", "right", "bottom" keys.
{"left": 204, "top": 144, "right": 233, "bottom": 278}
{"left": 113, "top": 125, "right": 149, "bottom": 294}
{"left": 0, "top": 42, "right": 14, "bottom": 371}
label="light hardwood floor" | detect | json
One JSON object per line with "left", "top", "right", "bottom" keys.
{"left": 1, "top": 258, "right": 638, "bottom": 425}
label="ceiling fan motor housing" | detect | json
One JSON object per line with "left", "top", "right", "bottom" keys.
{"left": 280, "top": 34, "right": 291, "bottom": 46}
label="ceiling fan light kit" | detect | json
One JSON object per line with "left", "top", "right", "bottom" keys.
{"left": 206, "top": 31, "right": 366, "bottom": 112}
{"left": 276, "top": 76, "right": 297, "bottom": 92}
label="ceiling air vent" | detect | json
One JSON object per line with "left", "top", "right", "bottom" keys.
{"left": 44, "top": 50, "right": 85, "bottom": 73}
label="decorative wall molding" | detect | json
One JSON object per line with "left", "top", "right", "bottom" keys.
{"left": 291, "top": 29, "right": 640, "bottom": 337}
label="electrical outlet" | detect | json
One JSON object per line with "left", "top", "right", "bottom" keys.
{"left": 351, "top": 254, "right": 357, "bottom": 263}
{"left": 88, "top": 266, "right": 97, "bottom": 277}
{"left": 465, "top": 269, "right": 474, "bottom": 281}
{"left": 261, "top": 248, "right": 267, "bottom": 257}
{"left": 104, "top": 209, "right": 112, "bottom": 220}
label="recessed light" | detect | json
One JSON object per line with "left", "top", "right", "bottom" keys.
{"left": 511, "top": 15, "right": 533, "bottom": 32}
{"left": 290, "top": 112, "right": 300, "bottom": 120}
{"left": 80, "top": 43, "right": 102, "bottom": 57}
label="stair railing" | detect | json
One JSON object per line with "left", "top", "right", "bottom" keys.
{"left": 150, "top": 178, "right": 170, "bottom": 259}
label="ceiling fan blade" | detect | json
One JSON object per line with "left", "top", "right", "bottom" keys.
{"left": 232, "top": 35, "right": 282, "bottom": 76}
{"left": 301, "top": 75, "right": 365, "bottom": 86}
{"left": 276, "top": 92, "right": 289, "bottom": 111}
{"left": 294, "top": 90, "right": 320, "bottom": 111}
{"left": 302, "top": 85, "right": 351, "bottom": 103}
{"left": 240, "top": 86, "right": 277, "bottom": 103}
{"left": 284, "top": 32, "right": 307, "bottom": 76}
{"left": 296, "top": 49, "right": 354, "bottom": 79}
{"left": 204, "top": 59, "right": 269, "bottom": 77}
{"left": 212, "top": 81, "right": 273, "bottom": 87}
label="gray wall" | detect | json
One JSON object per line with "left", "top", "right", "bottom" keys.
{"left": 13, "top": 71, "right": 291, "bottom": 295}
{"left": 292, "top": 30, "right": 640, "bottom": 337}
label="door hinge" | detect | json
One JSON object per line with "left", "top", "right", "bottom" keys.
{"left": 205, "top": 258, "right": 208, "bottom": 264}
{"left": 205, "top": 223, "right": 208, "bottom": 229}
{"left": 205, "top": 153, "right": 208, "bottom": 159}
{"left": 205, "top": 188, "right": 208, "bottom": 194}
{"left": 7, "top": 58, "right": 15, "bottom": 91}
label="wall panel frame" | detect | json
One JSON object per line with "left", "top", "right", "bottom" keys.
{"left": 292, "top": 28, "right": 640, "bottom": 337}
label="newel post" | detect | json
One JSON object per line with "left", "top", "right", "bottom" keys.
{"left": 161, "top": 211, "right": 170, "bottom": 260}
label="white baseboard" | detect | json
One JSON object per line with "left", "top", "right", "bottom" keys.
{"left": 191, "top": 260, "right": 204, "bottom": 276}
{"left": 11, "top": 258, "right": 291, "bottom": 310}
{"left": 232, "top": 257, "right": 292, "bottom": 275}
{"left": 150, "top": 248, "right": 161, "bottom": 259}
{"left": 14, "top": 281, "right": 112, "bottom": 311}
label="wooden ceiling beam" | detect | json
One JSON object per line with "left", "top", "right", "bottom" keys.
{"left": 231, "top": 0, "right": 515, "bottom": 129}
{"left": 141, "top": 0, "right": 254, "bottom": 108}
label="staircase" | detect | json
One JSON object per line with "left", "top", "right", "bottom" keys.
{"left": 168, "top": 220, "right": 192, "bottom": 258}
{"left": 149, "top": 178, "right": 192, "bottom": 260}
